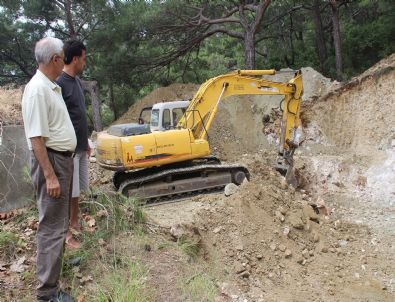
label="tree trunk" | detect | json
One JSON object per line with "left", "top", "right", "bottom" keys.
{"left": 312, "top": 0, "right": 327, "bottom": 73}
{"left": 330, "top": 0, "right": 343, "bottom": 81}
{"left": 81, "top": 80, "right": 103, "bottom": 131}
{"left": 289, "top": 13, "right": 295, "bottom": 66}
{"left": 244, "top": 31, "right": 255, "bottom": 69}
{"left": 109, "top": 82, "right": 118, "bottom": 120}
{"left": 64, "top": 0, "right": 76, "bottom": 38}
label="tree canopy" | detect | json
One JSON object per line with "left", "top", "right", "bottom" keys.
{"left": 1, "top": 0, "right": 394, "bottom": 127}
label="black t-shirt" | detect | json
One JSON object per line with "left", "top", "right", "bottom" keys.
{"left": 56, "top": 72, "right": 88, "bottom": 152}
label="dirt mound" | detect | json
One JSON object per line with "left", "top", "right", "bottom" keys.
{"left": 114, "top": 83, "right": 199, "bottom": 125}
{"left": 0, "top": 86, "right": 23, "bottom": 125}
{"left": 158, "top": 153, "right": 392, "bottom": 301}
{"left": 302, "top": 53, "right": 395, "bottom": 154}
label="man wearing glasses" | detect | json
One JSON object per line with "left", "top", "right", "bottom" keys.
{"left": 22, "top": 37, "right": 76, "bottom": 302}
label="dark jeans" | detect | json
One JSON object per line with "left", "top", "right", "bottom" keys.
{"left": 30, "top": 151, "right": 73, "bottom": 300}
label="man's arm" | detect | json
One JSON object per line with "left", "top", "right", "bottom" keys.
{"left": 30, "top": 137, "right": 61, "bottom": 198}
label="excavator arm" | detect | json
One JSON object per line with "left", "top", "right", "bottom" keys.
{"left": 177, "top": 69, "right": 303, "bottom": 181}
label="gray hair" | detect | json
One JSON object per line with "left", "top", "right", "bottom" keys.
{"left": 34, "top": 37, "right": 64, "bottom": 65}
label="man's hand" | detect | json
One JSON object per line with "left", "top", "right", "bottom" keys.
{"left": 86, "top": 145, "right": 91, "bottom": 158}
{"left": 46, "top": 174, "right": 61, "bottom": 198}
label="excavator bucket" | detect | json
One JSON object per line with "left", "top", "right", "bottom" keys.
{"left": 274, "top": 153, "right": 299, "bottom": 188}
{"left": 285, "top": 167, "right": 299, "bottom": 188}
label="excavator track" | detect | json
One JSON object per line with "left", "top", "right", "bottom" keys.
{"left": 117, "top": 163, "right": 250, "bottom": 202}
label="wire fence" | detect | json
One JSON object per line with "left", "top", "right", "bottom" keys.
{"left": 0, "top": 125, "right": 34, "bottom": 212}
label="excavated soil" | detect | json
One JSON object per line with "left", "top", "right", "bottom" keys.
{"left": 143, "top": 56, "right": 395, "bottom": 301}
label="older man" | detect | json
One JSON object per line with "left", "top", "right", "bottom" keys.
{"left": 22, "top": 37, "right": 76, "bottom": 302}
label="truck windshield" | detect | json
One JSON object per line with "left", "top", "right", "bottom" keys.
{"left": 151, "top": 109, "right": 159, "bottom": 127}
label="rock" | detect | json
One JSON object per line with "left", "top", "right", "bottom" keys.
{"left": 321, "top": 247, "right": 328, "bottom": 253}
{"left": 224, "top": 183, "right": 238, "bottom": 196}
{"left": 100, "top": 177, "right": 109, "bottom": 184}
{"left": 213, "top": 226, "right": 222, "bottom": 234}
{"left": 313, "top": 233, "right": 320, "bottom": 243}
{"left": 279, "top": 206, "right": 287, "bottom": 215}
{"left": 288, "top": 212, "right": 305, "bottom": 230}
{"left": 284, "top": 249, "right": 292, "bottom": 258}
{"left": 269, "top": 243, "right": 277, "bottom": 251}
{"left": 302, "top": 204, "right": 320, "bottom": 222}
{"left": 170, "top": 224, "right": 185, "bottom": 240}
{"left": 279, "top": 244, "right": 286, "bottom": 252}
{"left": 235, "top": 263, "right": 246, "bottom": 274}
{"left": 239, "top": 270, "right": 250, "bottom": 278}
{"left": 280, "top": 178, "right": 288, "bottom": 189}
{"left": 10, "top": 256, "right": 27, "bottom": 273}
{"left": 302, "top": 249, "right": 309, "bottom": 259}
{"left": 283, "top": 226, "right": 290, "bottom": 236}
{"left": 275, "top": 211, "right": 285, "bottom": 222}
{"left": 256, "top": 254, "right": 263, "bottom": 260}
{"left": 338, "top": 240, "right": 348, "bottom": 247}
{"left": 235, "top": 243, "right": 244, "bottom": 251}
{"left": 297, "top": 258, "right": 306, "bottom": 265}
{"left": 170, "top": 224, "right": 201, "bottom": 245}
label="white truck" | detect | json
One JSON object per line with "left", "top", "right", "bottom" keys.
{"left": 107, "top": 100, "right": 190, "bottom": 137}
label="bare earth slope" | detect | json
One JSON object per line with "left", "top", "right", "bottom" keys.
{"left": 0, "top": 86, "right": 23, "bottom": 125}
{"left": 145, "top": 55, "right": 395, "bottom": 301}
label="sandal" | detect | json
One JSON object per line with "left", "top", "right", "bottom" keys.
{"left": 65, "top": 233, "right": 81, "bottom": 250}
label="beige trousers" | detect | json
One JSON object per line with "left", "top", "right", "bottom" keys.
{"left": 30, "top": 151, "right": 73, "bottom": 300}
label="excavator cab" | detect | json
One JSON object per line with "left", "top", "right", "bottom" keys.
{"left": 150, "top": 101, "right": 189, "bottom": 131}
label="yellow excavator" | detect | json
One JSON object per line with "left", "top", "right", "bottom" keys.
{"left": 96, "top": 69, "right": 303, "bottom": 200}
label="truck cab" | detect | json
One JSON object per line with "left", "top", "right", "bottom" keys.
{"left": 149, "top": 100, "right": 189, "bottom": 132}
{"left": 106, "top": 100, "right": 190, "bottom": 138}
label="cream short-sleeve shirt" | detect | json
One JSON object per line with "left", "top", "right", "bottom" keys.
{"left": 22, "top": 70, "right": 77, "bottom": 151}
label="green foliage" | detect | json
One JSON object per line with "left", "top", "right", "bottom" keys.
{"left": 181, "top": 272, "right": 218, "bottom": 302}
{"left": 84, "top": 188, "right": 145, "bottom": 233}
{"left": 92, "top": 260, "right": 148, "bottom": 302}
{"left": 1, "top": 0, "right": 394, "bottom": 116}
{"left": 60, "top": 189, "right": 147, "bottom": 297}
{"left": 0, "top": 231, "right": 19, "bottom": 259}
{"left": 342, "top": 7, "right": 395, "bottom": 78}
{"left": 177, "top": 236, "right": 200, "bottom": 259}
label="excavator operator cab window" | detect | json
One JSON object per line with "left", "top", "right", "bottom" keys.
{"left": 172, "top": 108, "right": 185, "bottom": 126}
{"left": 163, "top": 109, "right": 171, "bottom": 129}
{"left": 151, "top": 109, "right": 159, "bottom": 127}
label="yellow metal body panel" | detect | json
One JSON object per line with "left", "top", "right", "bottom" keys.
{"left": 117, "top": 129, "right": 206, "bottom": 170}
{"left": 95, "top": 132, "right": 123, "bottom": 169}
{"left": 190, "top": 139, "right": 210, "bottom": 157}
{"left": 120, "top": 132, "right": 157, "bottom": 168}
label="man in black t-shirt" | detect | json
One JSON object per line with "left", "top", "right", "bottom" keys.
{"left": 56, "top": 40, "right": 89, "bottom": 249}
